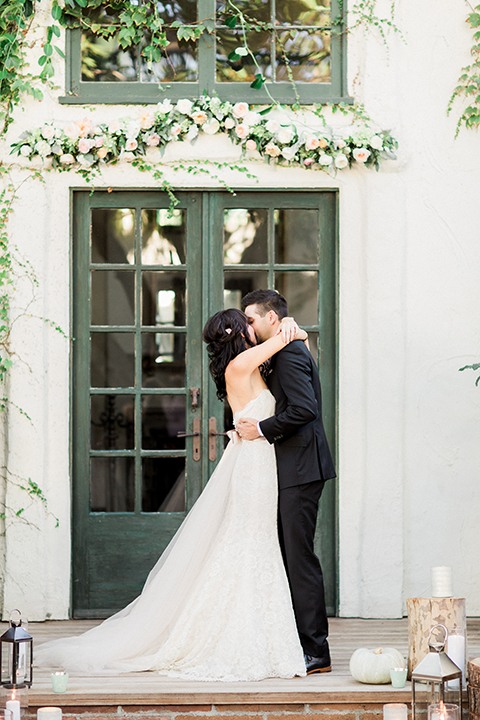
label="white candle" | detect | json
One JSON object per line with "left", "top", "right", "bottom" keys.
{"left": 446, "top": 632, "right": 465, "bottom": 689}
{"left": 37, "top": 709, "right": 62, "bottom": 720}
{"left": 431, "top": 566, "right": 453, "bottom": 597}
{"left": 383, "top": 704, "right": 408, "bottom": 720}
{"left": 6, "top": 700, "right": 21, "bottom": 720}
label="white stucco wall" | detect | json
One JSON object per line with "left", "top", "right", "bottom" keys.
{"left": 0, "top": 0, "right": 479, "bottom": 621}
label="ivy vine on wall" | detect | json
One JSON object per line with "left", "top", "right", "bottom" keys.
{"left": 448, "top": 3, "right": 480, "bottom": 135}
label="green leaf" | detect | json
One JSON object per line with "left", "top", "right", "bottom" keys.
{"left": 51, "top": 3, "right": 62, "bottom": 21}
{"left": 225, "top": 14, "right": 238, "bottom": 28}
{"left": 469, "top": 12, "right": 480, "bottom": 26}
{"left": 250, "top": 73, "right": 265, "bottom": 89}
{"left": 258, "top": 105, "right": 273, "bottom": 115}
{"left": 38, "top": 55, "right": 47, "bottom": 66}
{"left": 24, "top": 0, "right": 33, "bottom": 18}
{"left": 228, "top": 50, "right": 241, "bottom": 62}
{"left": 76, "top": 0, "right": 88, "bottom": 6}
{"left": 43, "top": 43, "right": 53, "bottom": 56}
{"left": 52, "top": 25, "right": 61, "bottom": 38}
{"left": 54, "top": 45, "right": 65, "bottom": 59}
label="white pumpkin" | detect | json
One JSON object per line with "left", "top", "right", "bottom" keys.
{"left": 349, "top": 647, "right": 405, "bottom": 684}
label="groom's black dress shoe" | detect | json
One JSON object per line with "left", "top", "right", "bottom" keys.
{"left": 305, "top": 654, "right": 332, "bottom": 675}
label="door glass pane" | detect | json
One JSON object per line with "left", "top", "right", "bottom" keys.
{"left": 142, "top": 332, "right": 185, "bottom": 388}
{"left": 307, "top": 332, "right": 319, "bottom": 361}
{"left": 224, "top": 209, "right": 268, "bottom": 264}
{"left": 91, "top": 208, "right": 135, "bottom": 264}
{"left": 139, "top": 30, "right": 198, "bottom": 82}
{"left": 276, "top": 0, "right": 330, "bottom": 25}
{"left": 275, "top": 271, "right": 318, "bottom": 324}
{"left": 141, "top": 209, "right": 186, "bottom": 265}
{"left": 275, "top": 30, "right": 331, "bottom": 83}
{"left": 90, "top": 457, "right": 135, "bottom": 512}
{"left": 224, "top": 270, "right": 269, "bottom": 308}
{"left": 216, "top": 31, "right": 271, "bottom": 84}
{"left": 91, "top": 395, "right": 135, "bottom": 450}
{"left": 91, "top": 270, "right": 135, "bottom": 325}
{"left": 142, "top": 457, "right": 186, "bottom": 512}
{"left": 91, "top": 333, "right": 135, "bottom": 388}
{"left": 142, "top": 271, "right": 186, "bottom": 326}
{"left": 142, "top": 395, "right": 185, "bottom": 450}
{"left": 275, "top": 209, "right": 319, "bottom": 263}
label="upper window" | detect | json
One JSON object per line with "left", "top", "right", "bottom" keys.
{"left": 60, "top": 0, "right": 346, "bottom": 104}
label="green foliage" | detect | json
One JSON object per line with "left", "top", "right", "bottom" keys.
{"left": 448, "top": 4, "right": 480, "bottom": 135}
{"left": 459, "top": 362, "right": 480, "bottom": 386}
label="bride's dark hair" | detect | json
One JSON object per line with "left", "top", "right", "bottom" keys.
{"left": 202, "top": 308, "right": 255, "bottom": 400}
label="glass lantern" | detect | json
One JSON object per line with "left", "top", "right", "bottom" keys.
{"left": 411, "top": 624, "right": 462, "bottom": 720}
{"left": 0, "top": 611, "right": 33, "bottom": 688}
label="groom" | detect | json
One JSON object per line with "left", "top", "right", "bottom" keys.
{"left": 237, "top": 289, "right": 336, "bottom": 675}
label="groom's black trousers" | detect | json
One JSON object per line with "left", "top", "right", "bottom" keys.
{"left": 278, "top": 479, "right": 330, "bottom": 662}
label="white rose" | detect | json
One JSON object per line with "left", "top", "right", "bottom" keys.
{"left": 187, "top": 124, "right": 199, "bottom": 141}
{"left": 64, "top": 124, "right": 81, "bottom": 140}
{"left": 170, "top": 124, "right": 182, "bottom": 139}
{"left": 334, "top": 137, "right": 346, "bottom": 149}
{"left": 265, "top": 141, "right": 281, "bottom": 157}
{"left": 334, "top": 153, "right": 349, "bottom": 169}
{"left": 370, "top": 135, "right": 383, "bottom": 150}
{"left": 246, "top": 139, "right": 257, "bottom": 151}
{"left": 120, "top": 151, "right": 135, "bottom": 162}
{"left": 203, "top": 118, "right": 220, "bottom": 135}
{"left": 319, "top": 153, "right": 333, "bottom": 166}
{"left": 191, "top": 110, "right": 208, "bottom": 125}
{"left": 20, "top": 145, "right": 32, "bottom": 157}
{"left": 232, "top": 102, "right": 249, "bottom": 118}
{"left": 266, "top": 119, "right": 280, "bottom": 134}
{"left": 108, "top": 120, "right": 121, "bottom": 134}
{"left": 125, "top": 120, "right": 141, "bottom": 138}
{"left": 41, "top": 125, "right": 55, "bottom": 140}
{"left": 224, "top": 117, "right": 235, "bottom": 130}
{"left": 35, "top": 140, "right": 51, "bottom": 156}
{"left": 276, "top": 127, "right": 294, "bottom": 144}
{"left": 60, "top": 153, "right": 75, "bottom": 164}
{"left": 157, "top": 99, "right": 173, "bottom": 114}
{"left": 244, "top": 111, "right": 261, "bottom": 126}
{"left": 176, "top": 99, "right": 193, "bottom": 114}
{"left": 352, "top": 147, "right": 371, "bottom": 163}
{"left": 281, "top": 146, "right": 296, "bottom": 161}
{"left": 125, "top": 138, "right": 138, "bottom": 151}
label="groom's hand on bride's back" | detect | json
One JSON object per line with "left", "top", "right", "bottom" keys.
{"left": 236, "top": 417, "right": 261, "bottom": 441}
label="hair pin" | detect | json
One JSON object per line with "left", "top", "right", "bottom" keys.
{"left": 225, "top": 328, "right": 232, "bottom": 335}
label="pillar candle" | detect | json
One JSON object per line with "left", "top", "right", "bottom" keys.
{"left": 6, "top": 700, "right": 20, "bottom": 720}
{"left": 446, "top": 631, "right": 465, "bottom": 689}
{"left": 37, "top": 709, "right": 62, "bottom": 720}
{"left": 383, "top": 704, "right": 408, "bottom": 720}
{"left": 431, "top": 566, "right": 453, "bottom": 597}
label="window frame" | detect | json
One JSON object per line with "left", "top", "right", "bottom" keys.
{"left": 59, "top": 0, "right": 350, "bottom": 105}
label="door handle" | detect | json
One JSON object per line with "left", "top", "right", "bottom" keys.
{"left": 177, "top": 417, "right": 200, "bottom": 461}
{"left": 208, "top": 417, "right": 228, "bottom": 462}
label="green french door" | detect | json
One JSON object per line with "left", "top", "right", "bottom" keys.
{"left": 72, "top": 190, "right": 337, "bottom": 617}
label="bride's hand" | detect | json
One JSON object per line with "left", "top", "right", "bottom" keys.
{"left": 276, "top": 317, "right": 308, "bottom": 343}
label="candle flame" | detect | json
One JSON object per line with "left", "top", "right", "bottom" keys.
{"left": 11, "top": 691, "right": 16, "bottom": 701}
{"left": 439, "top": 701, "right": 446, "bottom": 720}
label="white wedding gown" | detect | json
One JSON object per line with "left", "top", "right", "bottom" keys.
{"left": 35, "top": 389, "right": 306, "bottom": 681}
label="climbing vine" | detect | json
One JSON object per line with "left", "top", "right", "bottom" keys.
{"left": 448, "top": 3, "right": 480, "bottom": 135}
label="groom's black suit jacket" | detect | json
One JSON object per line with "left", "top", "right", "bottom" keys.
{"left": 259, "top": 340, "right": 336, "bottom": 490}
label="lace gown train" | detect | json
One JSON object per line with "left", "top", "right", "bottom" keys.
{"left": 35, "top": 390, "right": 306, "bottom": 681}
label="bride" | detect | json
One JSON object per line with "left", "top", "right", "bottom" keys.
{"left": 35, "top": 308, "right": 308, "bottom": 681}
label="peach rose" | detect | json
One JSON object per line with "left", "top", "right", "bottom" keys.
{"left": 125, "top": 138, "right": 138, "bottom": 151}
{"left": 352, "top": 147, "right": 371, "bottom": 163}
{"left": 76, "top": 117, "right": 95, "bottom": 137}
{"left": 192, "top": 110, "right": 208, "bottom": 125}
{"left": 138, "top": 108, "right": 155, "bottom": 130}
{"left": 96, "top": 147, "right": 108, "bottom": 159}
{"left": 265, "top": 141, "right": 281, "bottom": 157}
{"left": 246, "top": 139, "right": 257, "bottom": 151}
{"left": 305, "top": 135, "right": 320, "bottom": 151}
{"left": 232, "top": 102, "right": 249, "bottom": 118}
{"left": 235, "top": 124, "right": 250, "bottom": 139}
{"left": 78, "top": 138, "right": 95, "bottom": 154}
{"left": 146, "top": 133, "right": 161, "bottom": 146}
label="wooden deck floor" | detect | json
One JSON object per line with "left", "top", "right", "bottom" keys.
{"left": 22, "top": 617, "right": 480, "bottom": 707}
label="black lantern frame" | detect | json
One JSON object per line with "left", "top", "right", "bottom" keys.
{"left": 0, "top": 610, "right": 33, "bottom": 689}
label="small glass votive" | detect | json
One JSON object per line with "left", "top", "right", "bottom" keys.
{"left": 50, "top": 671, "right": 69, "bottom": 693}
{"left": 427, "top": 704, "right": 460, "bottom": 720}
{"left": 0, "top": 710, "right": 14, "bottom": 720}
{"left": 390, "top": 667, "right": 408, "bottom": 688}
{"left": 383, "top": 703, "right": 408, "bottom": 720}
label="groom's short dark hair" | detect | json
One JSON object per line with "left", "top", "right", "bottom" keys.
{"left": 241, "top": 289, "right": 288, "bottom": 319}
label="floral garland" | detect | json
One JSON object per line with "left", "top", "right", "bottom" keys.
{"left": 11, "top": 95, "right": 397, "bottom": 173}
